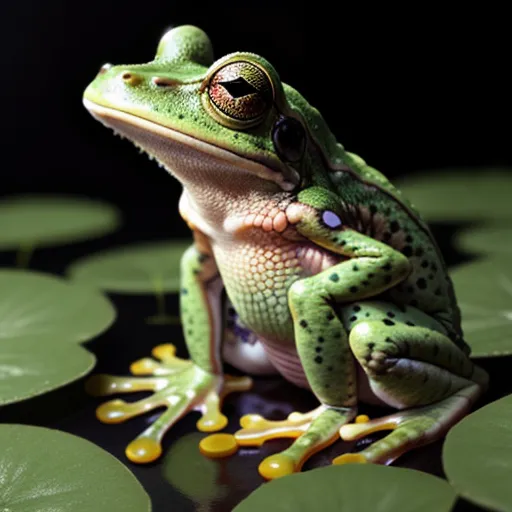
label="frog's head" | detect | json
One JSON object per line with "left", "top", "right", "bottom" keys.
{"left": 83, "top": 25, "right": 343, "bottom": 195}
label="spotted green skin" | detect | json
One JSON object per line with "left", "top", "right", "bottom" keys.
{"left": 83, "top": 25, "right": 488, "bottom": 470}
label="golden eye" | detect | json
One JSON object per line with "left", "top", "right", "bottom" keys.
{"left": 204, "top": 61, "right": 273, "bottom": 129}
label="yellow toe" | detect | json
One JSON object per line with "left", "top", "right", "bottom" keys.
{"left": 199, "top": 433, "right": 238, "bottom": 459}
{"left": 332, "top": 453, "right": 368, "bottom": 465}
{"left": 259, "top": 454, "right": 297, "bottom": 480}
{"left": 126, "top": 437, "right": 162, "bottom": 464}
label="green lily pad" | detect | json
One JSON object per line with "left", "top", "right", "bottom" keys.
{"left": 450, "top": 258, "right": 512, "bottom": 357}
{"left": 0, "top": 269, "right": 116, "bottom": 343}
{"left": 0, "top": 424, "right": 151, "bottom": 511}
{"left": 0, "top": 335, "right": 95, "bottom": 406}
{"left": 233, "top": 464, "right": 456, "bottom": 512}
{"left": 0, "top": 195, "right": 121, "bottom": 250}
{"left": 395, "top": 168, "right": 512, "bottom": 221}
{"left": 456, "top": 226, "right": 512, "bottom": 256}
{"left": 67, "top": 240, "right": 191, "bottom": 293}
{"left": 163, "top": 432, "right": 228, "bottom": 504}
{"left": 443, "top": 393, "right": 512, "bottom": 512}
{"left": 67, "top": 240, "right": 190, "bottom": 324}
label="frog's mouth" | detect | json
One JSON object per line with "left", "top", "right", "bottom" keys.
{"left": 83, "top": 99, "right": 298, "bottom": 192}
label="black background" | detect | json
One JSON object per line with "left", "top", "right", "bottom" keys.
{"left": 0, "top": 2, "right": 510, "bottom": 511}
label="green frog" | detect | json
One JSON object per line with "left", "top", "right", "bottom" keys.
{"left": 83, "top": 25, "right": 488, "bottom": 480}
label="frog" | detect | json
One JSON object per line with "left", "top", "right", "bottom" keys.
{"left": 83, "top": 24, "right": 489, "bottom": 480}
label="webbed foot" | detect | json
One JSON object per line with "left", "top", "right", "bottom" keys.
{"left": 86, "top": 344, "right": 252, "bottom": 463}
{"left": 232, "top": 405, "right": 357, "bottom": 479}
{"left": 335, "top": 384, "right": 483, "bottom": 466}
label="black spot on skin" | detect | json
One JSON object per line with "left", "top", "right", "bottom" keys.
{"left": 315, "top": 356, "right": 323, "bottom": 364}
{"left": 326, "top": 312, "right": 335, "bottom": 321}
{"left": 385, "top": 337, "right": 394, "bottom": 343}
{"left": 365, "top": 313, "right": 370, "bottom": 317}
{"left": 368, "top": 273, "right": 374, "bottom": 278}
{"left": 383, "top": 232, "right": 392, "bottom": 242}
{"left": 402, "top": 246, "right": 413, "bottom": 257}
{"left": 383, "top": 319, "right": 395, "bottom": 326}
{"left": 367, "top": 342, "right": 375, "bottom": 350}
{"left": 351, "top": 247, "right": 359, "bottom": 252}
{"left": 327, "top": 366, "right": 333, "bottom": 371}
{"left": 352, "top": 264, "right": 359, "bottom": 271}
{"left": 198, "top": 253, "right": 209, "bottom": 264}
{"left": 318, "top": 336, "right": 325, "bottom": 343}
{"left": 233, "top": 133, "right": 239, "bottom": 139}
{"left": 406, "top": 235, "right": 413, "bottom": 243}
{"left": 315, "top": 346, "right": 322, "bottom": 353}
{"left": 390, "top": 221, "right": 400, "bottom": 233}
{"left": 329, "top": 273, "right": 340, "bottom": 282}
{"left": 369, "top": 204, "right": 378, "bottom": 214}
{"left": 421, "top": 260, "right": 429, "bottom": 269}
{"left": 187, "top": 329, "right": 193, "bottom": 336}
{"left": 417, "top": 278, "right": 427, "bottom": 289}
{"left": 415, "top": 248, "right": 424, "bottom": 257}
{"left": 339, "top": 239, "right": 347, "bottom": 246}
{"left": 193, "top": 269, "right": 200, "bottom": 275}
{"left": 350, "top": 286, "right": 358, "bottom": 293}
{"left": 435, "top": 288, "right": 442, "bottom": 296}
{"left": 384, "top": 275, "right": 393, "bottom": 285}
{"left": 362, "top": 280, "right": 370, "bottom": 286}
{"left": 181, "top": 288, "right": 188, "bottom": 295}
{"left": 406, "top": 321, "right": 415, "bottom": 326}
{"left": 300, "top": 320, "right": 308, "bottom": 328}
{"left": 349, "top": 315, "right": 357, "bottom": 322}
{"left": 353, "top": 305, "right": 361, "bottom": 312}
{"left": 410, "top": 299, "right": 419, "bottom": 307}
{"left": 382, "top": 263, "right": 392, "bottom": 271}
{"left": 178, "top": 114, "right": 184, "bottom": 120}
{"left": 387, "top": 312, "right": 395, "bottom": 318}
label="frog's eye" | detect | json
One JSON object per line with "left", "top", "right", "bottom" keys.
{"left": 204, "top": 61, "right": 274, "bottom": 129}
{"left": 272, "top": 116, "right": 306, "bottom": 163}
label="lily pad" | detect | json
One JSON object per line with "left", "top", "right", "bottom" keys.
{"left": 163, "top": 432, "right": 228, "bottom": 504}
{"left": 67, "top": 240, "right": 191, "bottom": 293}
{"left": 395, "top": 168, "right": 512, "bottom": 221}
{"left": 0, "top": 424, "right": 151, "bottom": 511}
{"left": 0, "top": 269, "right": 116, "bottom": 343}
{"left": 456, "top": 226, "right": 512, "bottom": 256}
{"left": 67, "top": 240, "right": 191, "bottom": 324}
{"left": 233, "top": 464, "right": 456, "bottom": 512}
{"left": 450, "top": 258, "right": 512, "bottom": 357}
{"left": 0, "top": 195, "right": 121, "bottom": 250}
{"left": 0, "top": 335, "right": 95, "bottom": 406}
{"left": 443, "top": 393, "right": 512, "bottom": 512}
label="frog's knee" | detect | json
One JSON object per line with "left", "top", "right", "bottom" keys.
{"left": 349, "top": 321, "right": 399, "bottom": 375}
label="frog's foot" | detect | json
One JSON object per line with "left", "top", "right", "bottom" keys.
{"left": 335, "top": 383, "right": 482, "bottom": 466}
{"left": 233, "top": 405, "right": 357, "bottom": 480}
{"left": 85, "top": 344, "right": 252, "bottom": 464}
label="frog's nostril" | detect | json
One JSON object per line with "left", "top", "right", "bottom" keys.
{"left": 121, "top": 72, "right": 143, "bottom": 86}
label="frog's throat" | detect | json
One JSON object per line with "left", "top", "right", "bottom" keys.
{"left": 83, "top": 99, "right": 297, "bottom": 192}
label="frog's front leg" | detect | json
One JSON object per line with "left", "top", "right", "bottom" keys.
{"left": 86, "top": 234, "right": 252, "bottom": 463}
{"left": 235, "top": 188, "right": 411, "bottom": 479}
{"left": 334, "top": 302, "right": 489, "bottom": 465}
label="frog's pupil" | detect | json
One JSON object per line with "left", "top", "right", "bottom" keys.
{"left": 220, "top": 77, "right": 258, "bottom": 99}
{"left": 272, "top": 117, "right": 306, "bottom": 163}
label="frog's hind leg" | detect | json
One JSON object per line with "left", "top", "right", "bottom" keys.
{"left": 334, "top": 301, "right": 488, "bottom": 466}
